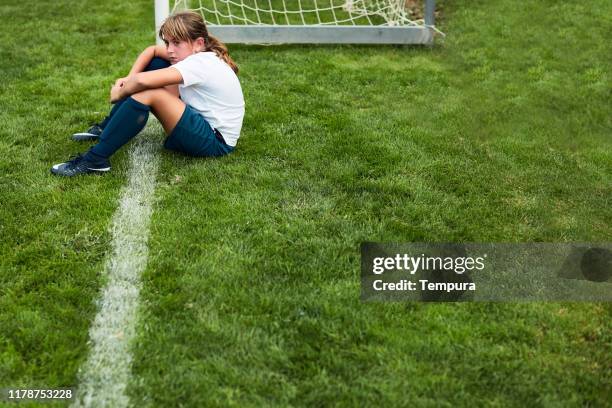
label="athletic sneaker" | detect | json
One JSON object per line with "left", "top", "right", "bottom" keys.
{"left": 72, "top": 124, "right": 103, "bottom": 141}
{"left": 51, "top": 153, "right": 111, "bottom": 176}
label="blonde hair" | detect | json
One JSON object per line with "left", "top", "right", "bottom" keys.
{"left": 159, "top": 11, "right": 238, "bottom": 74}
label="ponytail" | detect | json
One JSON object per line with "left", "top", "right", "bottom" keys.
{"left": 205, "top": 34, "right": 239, "bottom": 74}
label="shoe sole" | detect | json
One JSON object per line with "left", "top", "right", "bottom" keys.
{"left": 72, "top": 133, "right": 101, "bottom": 141}
{"left": 51, "top": 165, "right": 111, "bottom": 175}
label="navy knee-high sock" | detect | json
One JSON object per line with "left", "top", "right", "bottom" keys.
{"left": 98, "top": 99, "right": 126, "bottom": 129}
{"left": 86, "top": 97, "right": 150, "bottom": 160}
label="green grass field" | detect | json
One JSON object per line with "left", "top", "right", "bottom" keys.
{"left": 1, "top": 0, "right": 611, "bottom": 406}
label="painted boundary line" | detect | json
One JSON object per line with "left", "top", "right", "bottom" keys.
{"left": 72, "top": 122, "right": 161, "bottom": 407}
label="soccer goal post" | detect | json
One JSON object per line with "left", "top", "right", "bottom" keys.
{"left": 155, "top": 0, "right": 438, "bottom": 45}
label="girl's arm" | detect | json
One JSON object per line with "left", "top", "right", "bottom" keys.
{"left": 111, "top": 68, "right": 183, "bottom": 102}
{"left": 127, "top": 45, "right": 169, "bottom": 76}
{"left": 111, "top": 45, "right": 173, "bottom": 90}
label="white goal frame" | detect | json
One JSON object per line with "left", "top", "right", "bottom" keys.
{"left": 155, "top": 0, "right": 437, "bottom": 45}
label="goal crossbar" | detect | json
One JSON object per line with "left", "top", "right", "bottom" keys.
{"left": 207, "top": 25, "right": 433, "bottom": 44}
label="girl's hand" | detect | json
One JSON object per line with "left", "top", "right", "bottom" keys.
{"left": 110, "top": 77, "right": 128, "bottom": 103}
{"left": 110, "top": 84, "right": 123, "bottom": 103}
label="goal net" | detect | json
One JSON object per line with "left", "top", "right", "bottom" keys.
{"left": 165, "top": 0, "right": 438, "bottom": 44}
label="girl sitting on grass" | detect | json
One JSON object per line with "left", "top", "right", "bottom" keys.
{"left": 52, "top": 11, "right": 244, "bottom": 176}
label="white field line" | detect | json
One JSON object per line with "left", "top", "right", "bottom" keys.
{"left": 72, "top": 123, "right": 161, "bottom": 408}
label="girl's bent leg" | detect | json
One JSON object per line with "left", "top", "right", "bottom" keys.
{"left": 84, "top": 89, "right": 184, "bottom": 162}
{"left": 85, "top": 97, "right": 150, "bottom": 161}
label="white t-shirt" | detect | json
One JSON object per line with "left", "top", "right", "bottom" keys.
{"left": 172, "top": 52, "right": 245, "bottom": 147}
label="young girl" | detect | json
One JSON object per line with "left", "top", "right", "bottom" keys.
{"left": 52, "top": 11, "right": 244, "bottom": 176}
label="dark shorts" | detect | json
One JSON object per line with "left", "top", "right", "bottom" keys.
{"left": 164, "top": 105, "right": 235, "bottom": 157}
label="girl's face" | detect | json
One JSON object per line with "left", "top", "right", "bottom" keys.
{"left": 165, "top": 37, "right": 205, "bottom": 64}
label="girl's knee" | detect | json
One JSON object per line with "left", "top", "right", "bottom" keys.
{"left": 130, "top": 90, "right": 156, "bottom": 106}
